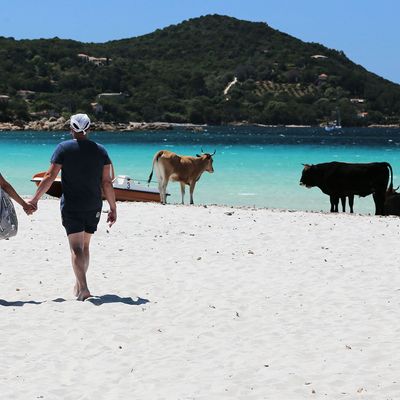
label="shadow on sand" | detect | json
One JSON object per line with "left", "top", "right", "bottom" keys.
{"left": 85, "top": 294, "right": 150, "bottom": 306}
{"left": 0, "top": 298, "right": 67, "bottom": 307}
{"left": 0, "top": 295, "right": 149, "bottom": 307}
{"left": 0, "top": 299, "right": 43, "bottom": 307}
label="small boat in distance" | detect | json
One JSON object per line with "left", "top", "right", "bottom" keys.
{"left": 324, "top": 122, "right": 342, "bottom": 132}
{"left": 324, "top": 108, "right": 342, "bottom": 132}
{"left": 31, "top": 171, "right": 165, "bottom": 203}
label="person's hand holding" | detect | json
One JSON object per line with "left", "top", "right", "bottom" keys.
{"left": 23, "top": 201, "right": 36, "bottom": 215}
{"left": 107, "top": 207, "right": 117, "bottom": 227}
{"left": 27, "top": 199, "right": 38, "bottom": 214}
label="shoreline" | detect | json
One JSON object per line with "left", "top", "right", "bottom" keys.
{"left": 24, "top": 196, "right": 382, "bottom": 216}
{"left": 0, "top": 117, "right": 399, "bottom": 132}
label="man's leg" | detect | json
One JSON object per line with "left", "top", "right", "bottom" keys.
{"left": 73, "top": 232, "right": 93, "bottom": 297}
{"left": 68, "top": 231, "right": 92, "bottom": 301}
{"left": 83, "top": 232, "right": 92, "bottom": 273}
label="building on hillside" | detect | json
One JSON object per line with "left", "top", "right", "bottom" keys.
{"left": 98, "top": 92, "right": 124, "bottom": 99}
{"left": 350, "top": 98, "right": 365, "bottom": 104}
{"left": 311, "top": 55, "right": 328, "bottom": 59}
{"left": 88, "top": 56, "right": 109, "bottom": 66}
{"left": 0, "top": 95, "right": 10, "bottom": 103}
{"left": 77, "top": 53, "right": 111, "bottom": 66}
{"left": 357, "top": 112, "right": 368, "bottom": 118}
{"left": 318, "top": 73, "right": 328, "bottom": 81}
{"left": 77, "top": 53, "right": 89, "bottom": 61}
{"left": 91, "top": 102, "right": 103, "bottom": 114}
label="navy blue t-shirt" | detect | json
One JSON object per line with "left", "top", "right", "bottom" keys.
{"left": 51, "top": 139, "right": 111, "bottom": 212}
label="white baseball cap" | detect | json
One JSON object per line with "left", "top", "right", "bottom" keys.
{"left": 70, "top": 113, "right": 91, "bottom": 134}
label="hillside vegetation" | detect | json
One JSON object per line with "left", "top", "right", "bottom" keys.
{"left": 1, "top": 14, "right": 399, "bottom": 126}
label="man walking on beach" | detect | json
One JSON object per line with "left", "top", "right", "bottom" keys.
{"left": 29, "top": 114, "right": 116, "bottom": 301}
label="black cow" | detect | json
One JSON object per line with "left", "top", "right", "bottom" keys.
{"left": 384, "top": 187, "right": 400, "bottom": 216}
{"left": 300, "top": 162, "right": 393, "bottom": 215}
{"left": 330, "top": 195, "right": 355, "bottom": 213}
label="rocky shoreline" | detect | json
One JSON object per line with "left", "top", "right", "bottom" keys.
{"left": 0, "top": 117, "right": 399, "bottom": 132}
{"left": 0, "top": 117, "right": 206, "bottom": 132}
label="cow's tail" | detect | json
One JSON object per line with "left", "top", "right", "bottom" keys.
{"left": 386, "top": 162, "right": 394, "bottom": 193}
{"left": 148, "top": 150, "right": 164, "bottom": 184}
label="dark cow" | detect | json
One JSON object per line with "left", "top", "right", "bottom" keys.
{"left": 330, "top": 195, "right": 355, "bottom": 213}
{"left": 300, "top": 162, "right": 393, "bottom": 215}
{"left": 384, "top": 187, "right": 400, "bottom": 216}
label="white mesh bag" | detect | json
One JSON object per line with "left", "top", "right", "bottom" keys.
{"left": 0, "top": 188, "right": 18, "bottom": 240}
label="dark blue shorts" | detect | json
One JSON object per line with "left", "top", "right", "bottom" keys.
{"left": 61, "top": 209, "right": 101, "bottom": 235}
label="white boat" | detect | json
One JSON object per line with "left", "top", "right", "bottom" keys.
{"left": 111, "top": 175, "right": 165, "bottom": 202}
{"left": 31, "top": 172, "right": 167, "bottom": 203}
{"left": 324, "top": 123, "right": 342, "bottom": 132}
{"left": 324, "top": 109, "right": 342, "bottom": 132}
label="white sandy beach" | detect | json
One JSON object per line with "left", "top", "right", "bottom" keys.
{"left": 1, "top": 199, "right": 400, "bottom": 399}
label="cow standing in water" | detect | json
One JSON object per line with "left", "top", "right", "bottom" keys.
{"left": 300, "top": 161, "right": 393, "bottom": 215}
{"left": 148, "top": 149, "right": 215, "bottom": 204}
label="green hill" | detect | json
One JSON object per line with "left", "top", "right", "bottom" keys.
{"left": 1, "top": 14, "right": 399, "bottom": 126}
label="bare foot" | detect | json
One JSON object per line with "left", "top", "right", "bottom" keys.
{"left": 77, "top": 289, "right": 92, "bottom": 301}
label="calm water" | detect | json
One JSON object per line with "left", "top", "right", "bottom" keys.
{"left": 1, "top": 126, "right": 400, "bottom": 213}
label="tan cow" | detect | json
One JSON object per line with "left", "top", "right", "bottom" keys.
{"left": 148, "top": 149, "right": 215, "bottom": 204}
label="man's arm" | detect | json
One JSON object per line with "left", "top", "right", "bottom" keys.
{"left": 0, "top": 173, "right": 33, "bottom": 212}
{"left": 102, "top": 164, "right": 117, "bottom": 227}
{"left": 29, "top": 163, "right": 62, "bottom": 210}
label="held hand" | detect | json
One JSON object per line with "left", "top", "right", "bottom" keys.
{"left": 23, "top": 201, "right": 37, "bottom": 215}
{"left": 27, "top": 200, "right": 38, "bottom": 214}
{"left": 107, "top": 208, "right": 117, "bottom": 227}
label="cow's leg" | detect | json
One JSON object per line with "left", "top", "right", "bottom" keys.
{"left": 348, "top": 195, "right": 354, "bottom": 213}
{"left": 155, "top": 162, "right": 165, "bottom": 204}
{"left": 158, "top": 166, "right": 169, "bottom": 204}
{"left": 180, "top": 182, "right": 185, "bottom": 205}
{"left": 330, "top": 196, "right": 339, "bottom": 212}
{"left": 340, "top": 196, "right": 346, "bottom": 212}
{"left": 373, "top": 192, "right": 385, "bottom": 215}
{"left": 162, "top": 181, "right": 168, "bottom": 204}
{"left": 157, "top": 180, "right": 164, "bottom": 203}
{"left": 189, "top": 182, "right": 196, "bottom": 205}
{"left": 157, "top": 177, "right": 167, "bottom": 204}
{"left": 156, "top": 173, "right": 167, "bottom": 205}
{"left": 329, "top": 196, "right": 335, "bottom": 212}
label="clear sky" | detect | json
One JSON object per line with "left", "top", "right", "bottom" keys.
{"left": 1, "top": 0, "right": 399, "bottom": 84}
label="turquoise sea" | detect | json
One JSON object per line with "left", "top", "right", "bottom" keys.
{"left": 1, "top": 126, "right": 400, "bottom": 213}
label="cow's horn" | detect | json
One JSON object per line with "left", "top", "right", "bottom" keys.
{"left": 211, "top": 149, "right": 216, "bottom": 156}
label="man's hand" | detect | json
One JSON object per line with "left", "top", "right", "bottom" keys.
{"left": 24, "top": 201, "right": 37, "bottom": 215}
{"left": 102, "top": 164, "right": 117, "bottom": 228}
{"left": 107, "top": 208, "right": 117, "bottom": 227}
{"left": 27, "top": 199, "right": 38, "bottom": 211}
